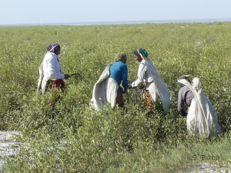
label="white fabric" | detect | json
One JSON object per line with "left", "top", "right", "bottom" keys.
{"left": 41, "top": 76, "right": 51, "bottom": 94}
{"left": 90, "top": 65, "right": 118, "bottom": 110}
{"left": 131, "top": 61, "right": 147, "bottom": 87}
{"left": 132, "top": 58, "right": 170, "bottom": 114}
{"left": 37, "top": 52, "right": 64, "bottom": 94}
{"left": 36, "top": 62, "right": 52, "bottom": 94}
{"left": 42, "top": 52, "right": 64, "bottom": 80}
{"left": 106, "top": 78, "right": 119, "bottom": 108}
{"left": 192, "top": 77, "right": 202, "bottom": 91}
{"left": 36, "top": 63, "right": 43, "bottom": 94}
{"left": 177, "top": 78, "right": 221, "bottom": 137}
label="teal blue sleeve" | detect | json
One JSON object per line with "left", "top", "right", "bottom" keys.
{"left": 122, "top": 65, "right": 129, "bottom": 89}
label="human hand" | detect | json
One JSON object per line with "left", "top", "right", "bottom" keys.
{"left": 64, "top": 74, "right": 71, "bottom": 79}
{"left": 122, "top": 88, "right": 127, "bottom": 94}
{"left": 128, "top": 84, "right": 132, "bottom": 89}
{"left": 138, "top": 82, "right": 146, "bottom": 89}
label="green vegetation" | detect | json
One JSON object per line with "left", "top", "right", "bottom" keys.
{"left": 1, "top": 22, "right": 231, "bottom": 172}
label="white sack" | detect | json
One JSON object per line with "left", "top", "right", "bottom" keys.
{"left": 37, "top": 63, "right": 50, "bottom": 94}
{"left": 90, "top": 64, "right": 118, "bottom": 110}
{"left": 178, "top": 78, "right": 221, "bottom": 137}
{"left": 37, "top": 63, "right": 44, "bottom": 94}
{"left": 144, "top": 57, "right": 170, "bottom": 114}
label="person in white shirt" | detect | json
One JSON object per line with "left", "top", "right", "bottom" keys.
{"left": 130, "top": 48, "right": 170, "bottom": 115}
{"left": 37, "top": 43, "right": 70, "bottom": 93}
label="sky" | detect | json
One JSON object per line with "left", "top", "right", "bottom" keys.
{"left": 1, "top": 0, "right": 231, "bottom": 25}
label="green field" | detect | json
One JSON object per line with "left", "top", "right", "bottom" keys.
{"left": 1, "top": 22, "right": 231, "bottom": 172}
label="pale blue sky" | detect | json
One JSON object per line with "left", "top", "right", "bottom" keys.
{"left": 1, "top": 0, "right": 231, "bottom": 25}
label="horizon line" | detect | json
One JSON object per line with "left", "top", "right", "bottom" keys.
{"left": 1, "top": 18, "right": 231, "bottom": 26}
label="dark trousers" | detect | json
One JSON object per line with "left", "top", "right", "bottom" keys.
{"left": 116, "top": 89, "right": 124, "bottom": 108}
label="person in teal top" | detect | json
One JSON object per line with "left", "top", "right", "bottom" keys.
{"left": 90, "top": 53, "right": 129, "bottom": 110}
{"left": 109, "top": 57, "right": 129, "bottom": 91}
{"left": 109, "top": 53, "right": 129, "bottom": 108}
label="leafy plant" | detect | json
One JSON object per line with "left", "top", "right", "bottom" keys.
{"left": 1, "top": 22, "right": 231, "bottom": 172}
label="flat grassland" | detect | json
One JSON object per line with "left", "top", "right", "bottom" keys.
{"left": 0, "top": 22, "right": 231, "bottom": 172}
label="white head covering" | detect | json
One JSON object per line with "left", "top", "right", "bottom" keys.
{"left": 192, "top": 77, "right": 202, "bottom": 92}
{"left": 137, "top": 48, "right": 148, "bottom": 59}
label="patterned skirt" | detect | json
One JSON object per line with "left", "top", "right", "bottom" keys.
{"left": 143, "top": 90, "right": 153, "bottom": 112}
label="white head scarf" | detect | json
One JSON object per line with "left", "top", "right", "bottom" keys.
{"left": 192, "top": 77, "right": 202, "bottom": 92}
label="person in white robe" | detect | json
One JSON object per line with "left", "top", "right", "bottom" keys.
{"left": 37, "top": 43, "right": 70, "bottom": 94}
{"left": 91, "top": 53, "right": 129, "bottom": 111}
{"left": 130, "top": 48, "right": 170, "bottom": 115}
{"left": 177, "top": 75, "right": 222, "bottom": 137}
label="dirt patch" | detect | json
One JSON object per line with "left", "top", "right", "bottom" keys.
{"left": 178, "top": 162, "right": 231, "bottom": 173}
{"left": 0, "top": 131, "right": 20, "bottom": 171}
